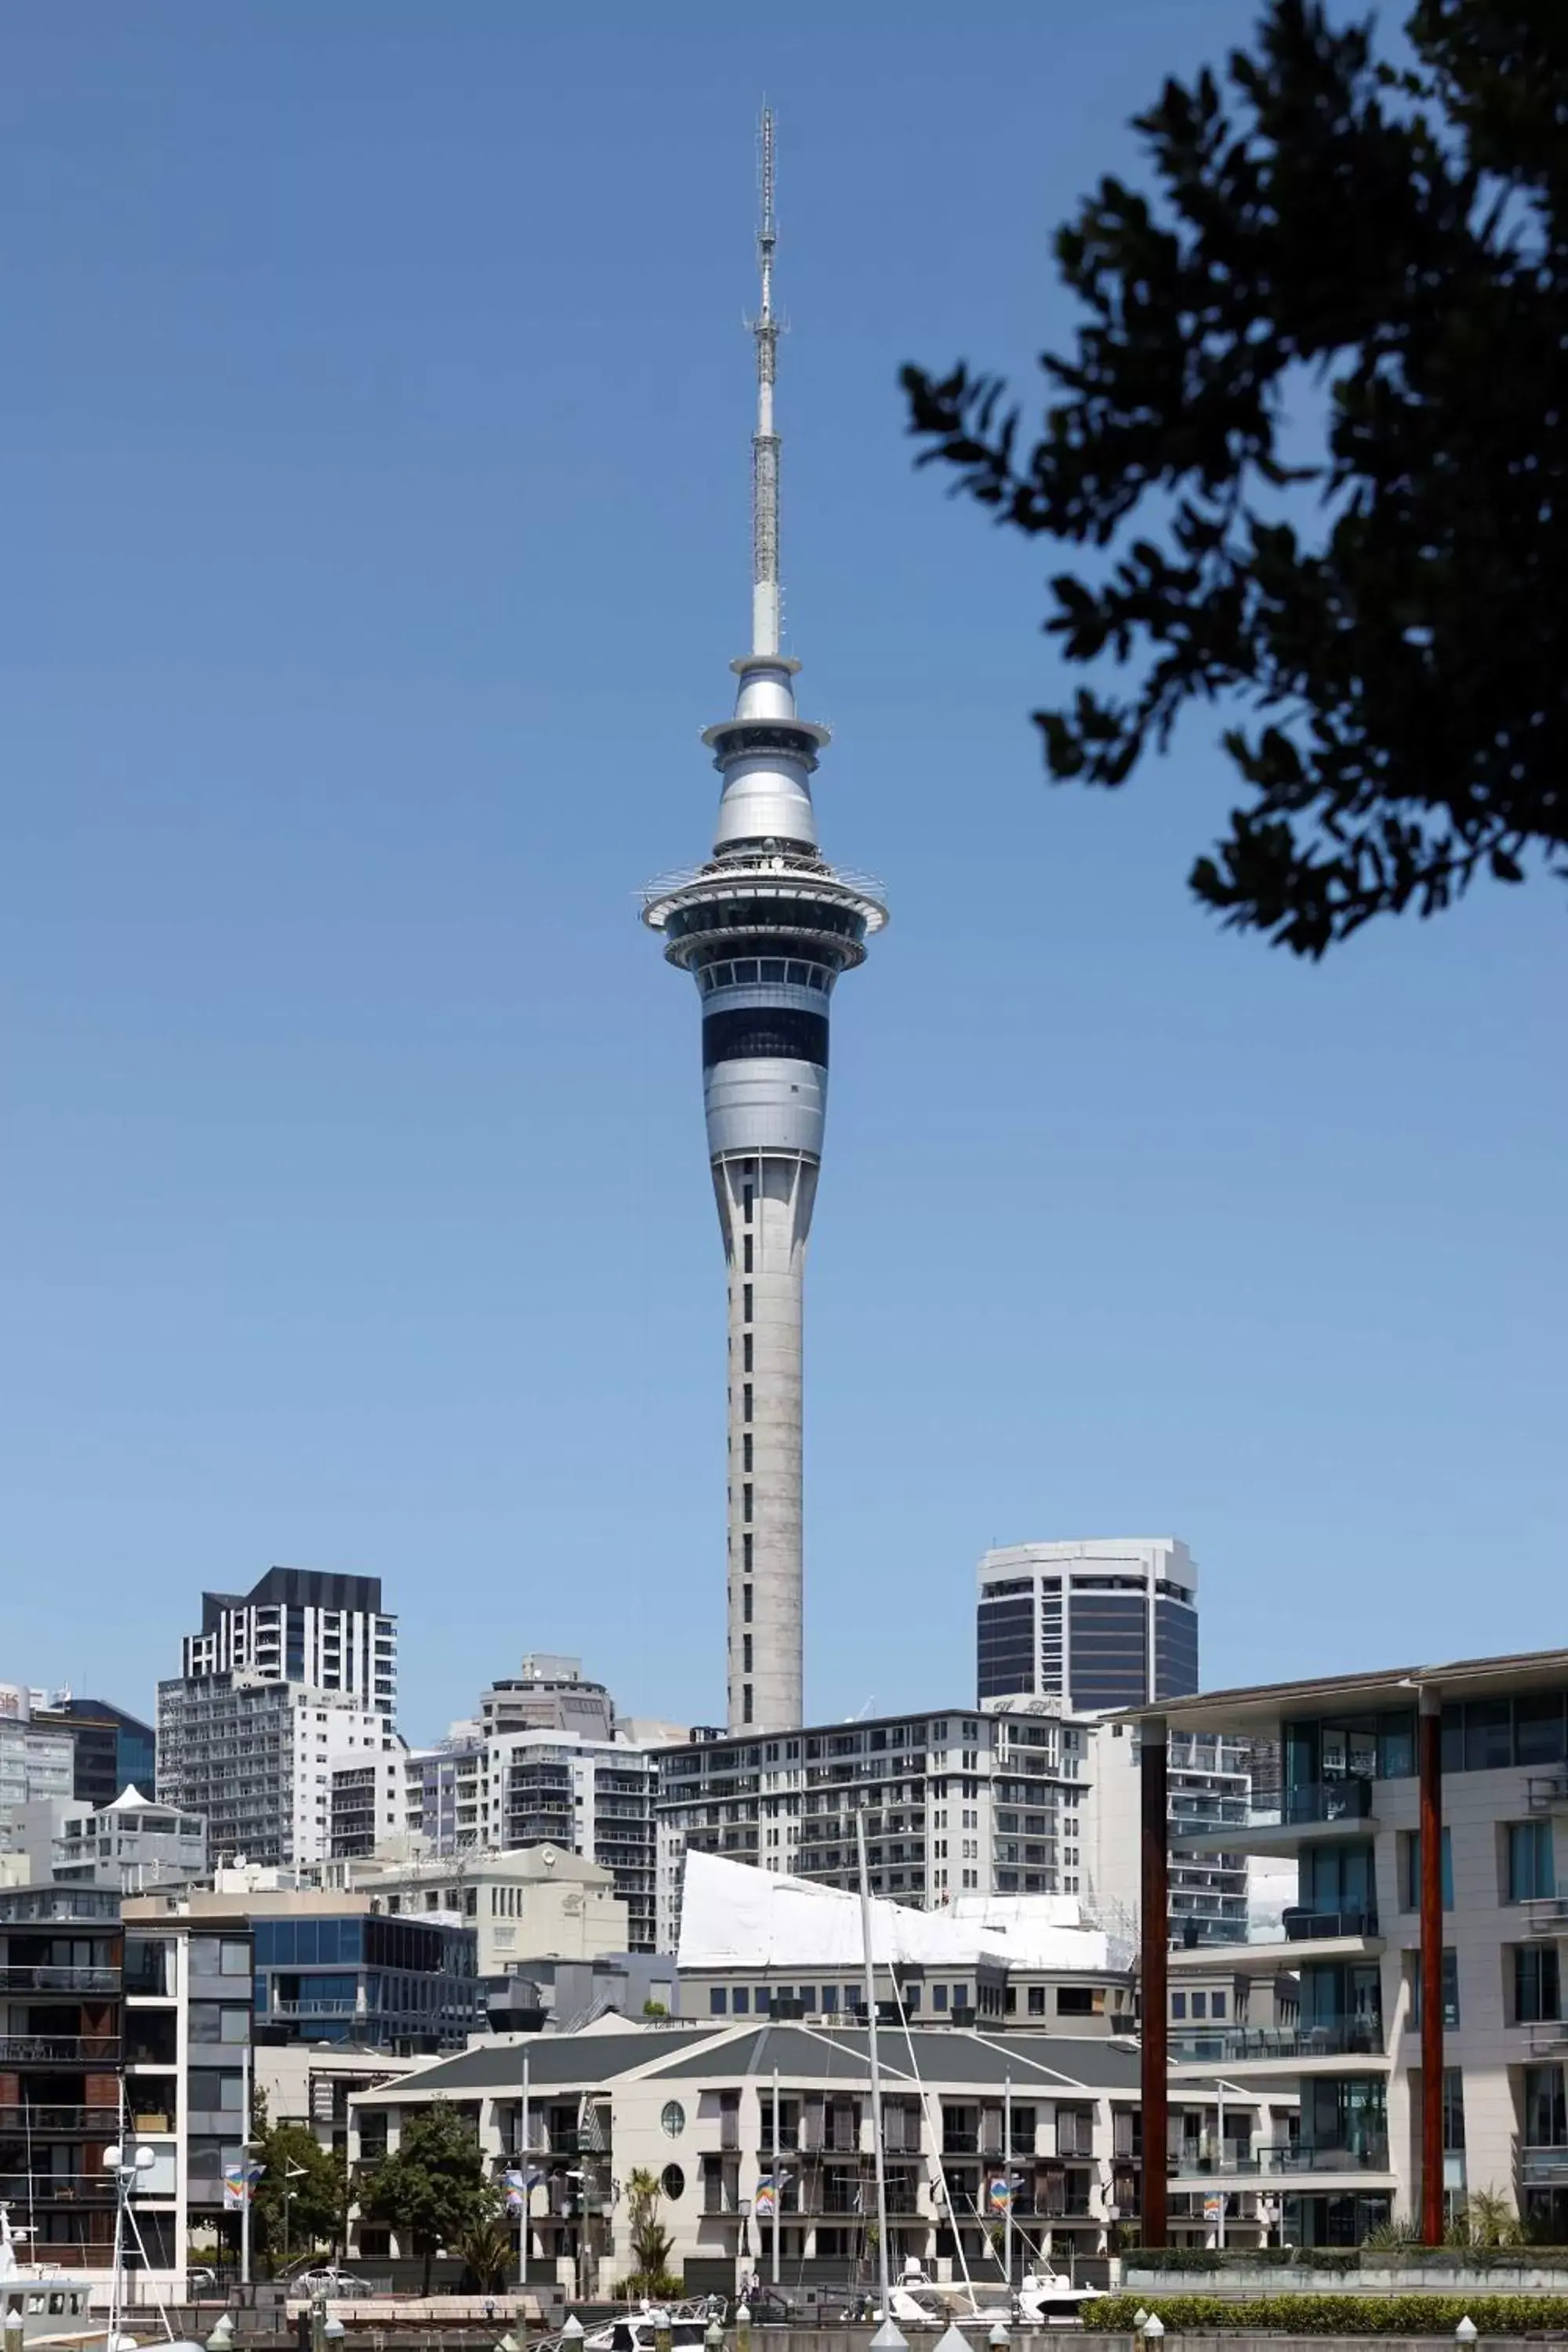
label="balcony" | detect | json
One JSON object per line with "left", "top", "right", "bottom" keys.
{"left": 1176, "top": 1778, "right": 1377, "bottom": 1858}
{"left": 1169, "top": 2020, "right": 1385, "bottom": 2068}
{"left": 0, "top": 2105, "right": 119, "bottom": 2133}
{"left": 0, "top": 1967, "right": 119, "bottom": 1994}
{"left": 0, "top": 2035, "right": 120, "bottom": 2064}
{"left": 1525, "top": 1897, "right": 1568, "bottom": 1939}
{"left": 1169, "top": 2140, "right": 1392, "bottom": 2180}
{"left": 1520, "top": 2147, "right": 1568, "bottom": 2187}
{"left": 1526, "top": 1770, "right": 1568, "bottom": 1815}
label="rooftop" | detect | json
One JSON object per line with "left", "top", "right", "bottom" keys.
{"left": 1123, "top": 1643, "right": 1568, "bottom": 1738}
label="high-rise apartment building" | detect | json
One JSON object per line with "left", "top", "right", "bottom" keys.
{"left": 642, "top": 114, "right": 885, "bottom": 1736}
{"left": 655, "top": 1705, "right": 1092, "bottom": 1950}
{"left": 976, "top": 1537, "right": 1200, "bottom": 1712}
{"left": 179, "top": 1565, "right": 397, "bottom": 1719}
{"left": 158, "top": 1567, "right": 400, "bottom": 1868}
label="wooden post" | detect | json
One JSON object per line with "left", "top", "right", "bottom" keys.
{"left": 1418, "top": 1687, "right": 1444, "bottom": 2246}
{"left": 1140, "top": 1715, "right": 1169, "bottom": 2250}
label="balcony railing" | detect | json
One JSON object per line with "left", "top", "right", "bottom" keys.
{"left": 0, "top": 1967, "right": 119, "bottom": 1993}
{"left": 1280, "top": 1779, "right": 1374, "bottom": 1827}
{"left": 1520, "top": 2147, "right": 1568, "bottom": 2186}
{"left": 0, "top": 2105, "right": 120, "bottom": 2132}
{"left": 1283, "top": 1907, "right": 1380, "bottom": 1943}
{"left": 1170, "top": 2140, "right": 1391, "bottom": 2177}
{"left": 1170, "top": 2021, "right": 1384, "bottom": 2063}
{"left": 1525, "top": 1897, "right": 1568, "bottom": 1937}
{"left": 0, "top": 2035, "right": 121, "bottom": 2063}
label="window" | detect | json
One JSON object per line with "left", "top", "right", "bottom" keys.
{"left": 743, "top": 1484, "right": 753, "bottom": 1523}
{"left": 1411, "top": 1948, "right": 1461, "bottom": 2027}
{"left": 742, "top": 1284, "right": 753, "bottom": 1322}
{"left": 660, "top": 2101, "right": 686, "bottom": 2139}
{"left": 1443, "top": 2067, "right": 1465, "bottom": 2153}
{"left": 733, "top": 1987, "right": 750, "bottom": 2015}
{"left": 661, "top": 2164, "right": 685, "bottom": 2201}
{"left": 1171, "top": 1992, "right": 1187, "bottom": 2020}
{"left": 743, "top": 1236, "right": 753, "bottom": 1274}
{"left": 1508, "top": 1821, "right": 1556, "bottom": 1903}
{"left": 1400, "top": 1828, "right": 1454, "bottom": 1911}
{"left": 743, "top": 1584, "right": 753, "bottom": 1624}
{"left": 1027, "top": 1986, "right": 1046, "bottom": 2017}
{"left": 1057, "top": 1986, "right": 1095, "bottom": 2016}
{"left": 743, "top": 1685, "right": 753, "bottom": 1725}
{"left": 1524, "top": 2064, "right": 1568, "bottom": 2147}
{"left": 1515, "top": 1946, "right": 1562, "bottom": 2024}
{"left": 1190, "top": 1992, "right": 1207, "bottom": 2020}
{"left": 710, "top": 1987, "right": 728, "bottom": 2015}
{"left": 1210, "top": 1991, "right": 1228, "bottom": 2020}
{"left": 743, "top": 1435, "right": 753, "bottom": 1472}
{"left": 742, "top": 1533, "right": 753, "bottom": 1571}
{"left": 933, "top": 1985, "right": 948, "bottom": 2012}
{"left": 743, "top": 1636, "right": 753, "bottom": 1673}
{"left": 743, "top": 1384, "right": 753, "bottom": 1422}
{"left": 743, "top": 1334, "right": 753, "bottom": 1372}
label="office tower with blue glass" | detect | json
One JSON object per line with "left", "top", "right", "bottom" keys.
{"left": 644, "top": 115, "right": 885, "bottom": 1735}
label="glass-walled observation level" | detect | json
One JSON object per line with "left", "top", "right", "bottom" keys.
{"left": 644, "top": 874, "right": 884, "bottom": 977}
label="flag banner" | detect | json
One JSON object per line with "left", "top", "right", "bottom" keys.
{"left": 222, "top": 2161, "right": 263, "bottom": 2209}
{"left": 753, "top": 2178, "right": 776, "bottom": 2220}
{"left": 986, "top": 2176, "right": 1013, "bottom": 2212}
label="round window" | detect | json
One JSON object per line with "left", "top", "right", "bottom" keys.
{"left": 661, "top": 2163, "right": 685, "bottom": 2201}
{"left": 660, "top": 2099, "right": 686, "bottom": 2140}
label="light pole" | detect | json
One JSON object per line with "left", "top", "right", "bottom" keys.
{"left": 282, "top": 2159, "right": 309, "bottom": 2266}
{"left": 1212, "top": 2079, "right": 1247, "bottom": 2252}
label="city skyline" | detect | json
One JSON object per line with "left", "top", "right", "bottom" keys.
{"left": 3, "top": 2, "right": 1563, "bottom": 1741}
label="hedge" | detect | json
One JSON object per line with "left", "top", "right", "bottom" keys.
{"left": 1094, "top": 2292, "right": 1568, "bottom": 2334}
{"left": 1120, "top": 2248, "right": 1568, "bottom": 2274}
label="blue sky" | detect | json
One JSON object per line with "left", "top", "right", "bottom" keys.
{"left": 3, "top": 2, "right": 1563, "bottom": 1744}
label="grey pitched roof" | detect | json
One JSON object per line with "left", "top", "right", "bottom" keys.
{"left": 354, "top": 2024, "right": 1154, "bottom": 2103}
{"left": 353, "top": 2028, "right": 725, "bottom": 2103}
{"left": 644, "top": 2026, "right": 1149, "bottom": 2094}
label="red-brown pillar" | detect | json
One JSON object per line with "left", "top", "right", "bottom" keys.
{"left": 1418, "top": 1686, "right": 1444, "bottom": 2245}
{"left": 1140, "top": 1715, "right": 1169, "bottom": 2249}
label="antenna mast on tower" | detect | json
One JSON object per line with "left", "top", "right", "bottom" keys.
{"left": 750, "top": 107, "right": 781, "bottom": 657}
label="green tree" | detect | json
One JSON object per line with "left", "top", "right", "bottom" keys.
{"left": 359, "top": 2101, "right": 495, "bottom": 2296}
{"left": 456, "top": 2210, "right": 516, "bottom": 2292}
{"left": 623, "top": 2168, "right": 675, "bottom": 2296}
{"left": 903, "top": 0, "right": 1568, "bottom": 956}
{"left": 250, "top": 2116, "right": 348, "bottom": 2270}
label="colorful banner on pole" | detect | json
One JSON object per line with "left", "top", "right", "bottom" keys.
{"left": 986, "top": 2175, "right": 1014, "bottom": 2212}
{"left": 223, "top": 2160, "right": 265, "bottom": 2210}
{"left": 753, "top": 2177, "right": 776, "bottom": 2220}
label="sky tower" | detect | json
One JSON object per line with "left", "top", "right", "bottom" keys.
{"left": 644, "top": 113, "right": 886, "bottom": 1737}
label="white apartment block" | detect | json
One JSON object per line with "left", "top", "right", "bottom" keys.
{"left": 158, "top": 1674, "right": 399, "bottom": 1869}
{"left": 159, "top": 1566, "right": 401, "bottom": 1871}
{"left": 482, "top": 1729, "right": 660, "bottom": 1954}
{"left": 655, "top": 1705, "right": 1093, "bottom": 1951}
{"left": 346, "top": 2020, "right": 1288, "bottom": 2295}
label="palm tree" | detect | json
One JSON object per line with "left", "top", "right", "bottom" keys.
{"left": 624, "top": 2169, "right": 674, "bottom": 2292}
{"left": 457, "top": 2211, "right": 516, "bottom": 2292}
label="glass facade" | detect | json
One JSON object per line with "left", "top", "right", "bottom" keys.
{"left": 975, "top": 1595, "right": 1034, "bottom": 1701}
{"left": 1067, "top": 1590, "right": 1149, "bottom": 1713}
{"left": 251, "top": 1912, "right": 479, "bottom": 2054}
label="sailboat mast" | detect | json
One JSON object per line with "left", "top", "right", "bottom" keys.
{"left": 855, "top": 1802, "right": 893, "bottom": 2319}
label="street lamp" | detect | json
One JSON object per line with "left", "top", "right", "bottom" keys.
{"left": 281, "top": 2160, "right": 309, "bottom": 2266}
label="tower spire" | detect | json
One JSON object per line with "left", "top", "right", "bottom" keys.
{"left": 750, "top": 107, "right": 781, "bottom": 657}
